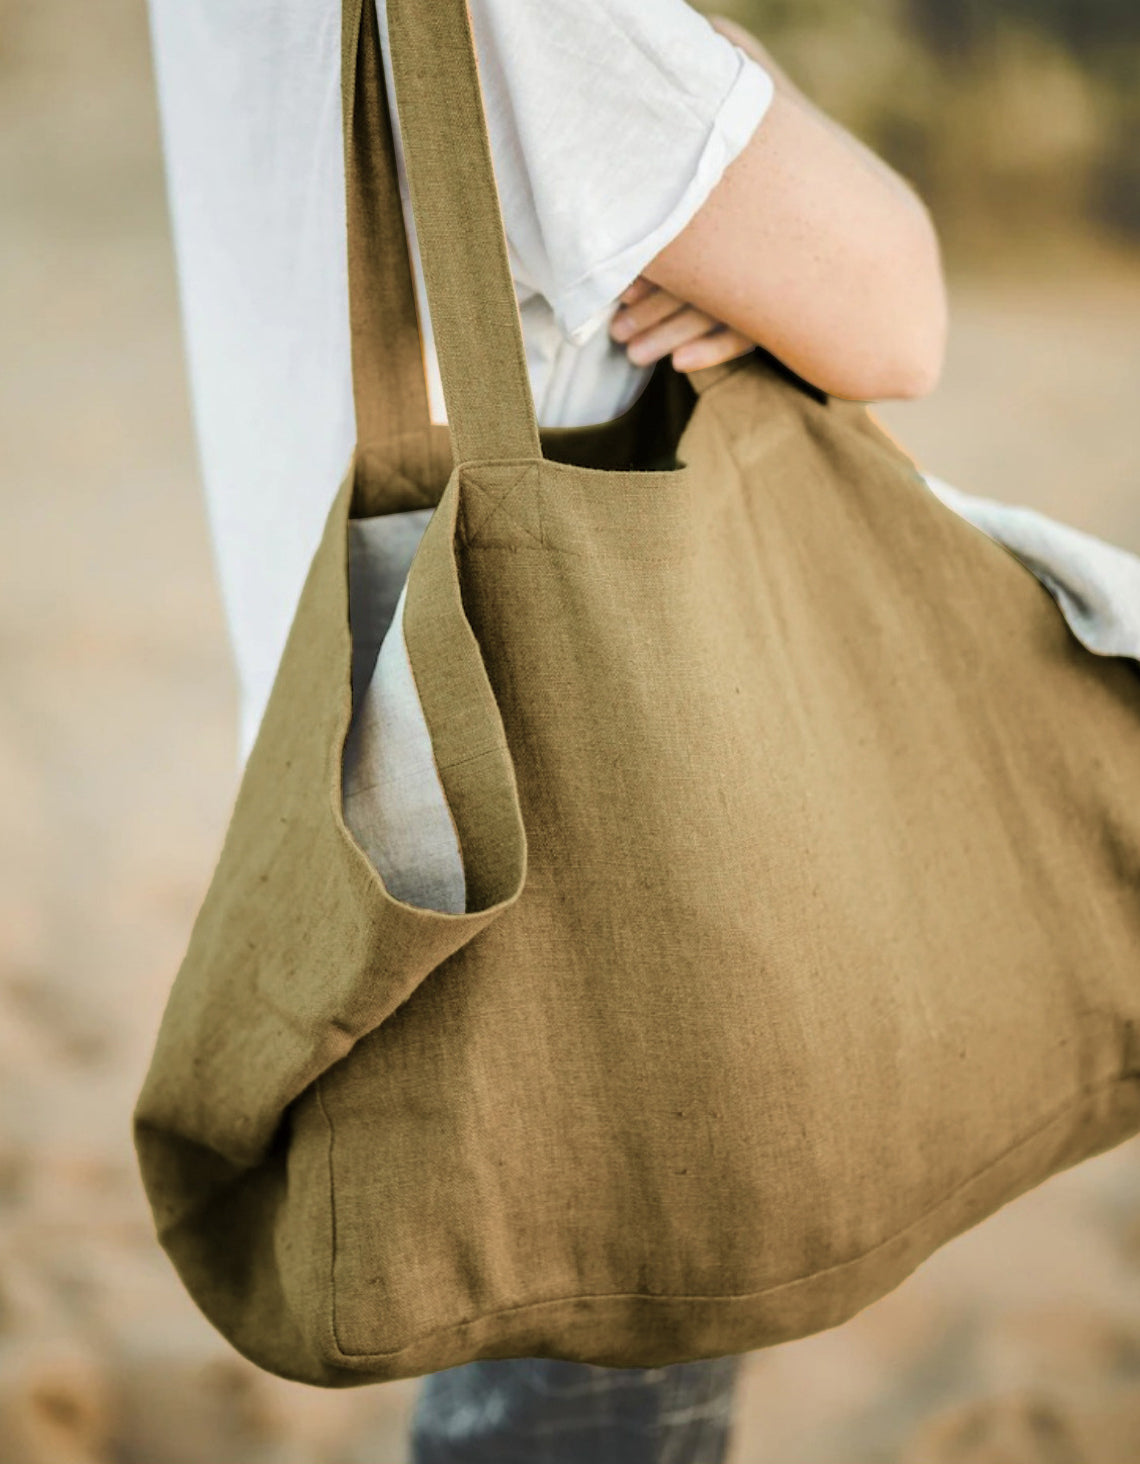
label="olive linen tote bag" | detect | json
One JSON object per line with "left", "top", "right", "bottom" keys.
{"left": 135, "top": 0, "right": 1140, "bottom": 1389}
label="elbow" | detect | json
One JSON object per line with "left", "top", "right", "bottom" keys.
{"left": 823, "top": 234, "right": 949, "bottom": 403}
{"left": 872, "top": 339, "right": 945, "bottom": 402}
{"left": 822, "top": 352, "right": 942, "bottom": 404}
{"left": 817, "top": 333, "right": 944, "bottom": 404}
{"left": 892, "top": 363, "right": 943, "bottom": 401}
{"left": 880, "top": 285, "right": 948, "bottom": 401}
{"left": 870, "top": 214, "right": 949, "bottom": 402}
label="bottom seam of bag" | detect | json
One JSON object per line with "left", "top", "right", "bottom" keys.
{"left": 323, "top": 1068, "right": 1134, "bottom": 1364}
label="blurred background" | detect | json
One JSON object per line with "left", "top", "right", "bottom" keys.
{"left": 1, "top": 0, "right": 1138, "bottom": 1459}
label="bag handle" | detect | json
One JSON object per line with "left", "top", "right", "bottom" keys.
{"left": 342, "top": 0, "right": 543, "bottom": 473}
{"left": 342, "top": 0, "right": 451, "bottom": 499}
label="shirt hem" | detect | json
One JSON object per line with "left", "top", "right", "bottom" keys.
{"left": 549, "top": 49, "right": 776, "bottom": 349}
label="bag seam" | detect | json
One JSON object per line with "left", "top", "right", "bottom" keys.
{"left": 322, "top": 1068, "right": 1134, "bottom": 1364}
{"left": 461, "top": 464, "right": 543, "bottom": 546}
{"left": 315, "top": 1075, "right": 345, "bottom": 1361}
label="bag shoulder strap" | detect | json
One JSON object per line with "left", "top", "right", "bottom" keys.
{"left": 342, "top": 0, "right": 451, "bottom": 501}
{"left": 342, "top": 0, "right": 542, "bottom": 476}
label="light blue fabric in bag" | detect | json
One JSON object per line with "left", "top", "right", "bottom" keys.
{"left": 924, "top": 474, "right": 1140, "bottom": 661}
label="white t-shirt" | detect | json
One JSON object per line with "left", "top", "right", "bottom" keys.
{"left": 148, "top": 0, "right": 1140, "bottom": 772}
{"left": 146, "top": 0, "right": 775, "bottom": 754}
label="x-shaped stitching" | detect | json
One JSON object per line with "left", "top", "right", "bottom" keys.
{"left": 461, "top": 464, "right": 543, "bottom": 547}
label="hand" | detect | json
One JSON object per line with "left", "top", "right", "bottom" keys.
{"left": 609, "top": 276, "right": 757, "bottom": 372}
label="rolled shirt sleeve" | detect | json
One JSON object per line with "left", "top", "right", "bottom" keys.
{"left": 464, "top": 0, "right": 775, "bottom": 345}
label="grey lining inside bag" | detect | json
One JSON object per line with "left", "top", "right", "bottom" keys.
{"left": 923, "top": 474, "right": 1140, "bottom": 662}
{"left": 342, "top": 508, "right": 467, "bottom": 916}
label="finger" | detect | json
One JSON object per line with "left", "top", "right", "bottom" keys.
{"left": 610, "top": 287, "right": 686, "bottom": 342}
{"left": 623, "top": 305, "right": 726, "bottom": 365}
{"left": 617, "top": 276, "right": 656, "bottom": 309}
{"left": 671, "top": 327, "right": 757, "bottom": 371}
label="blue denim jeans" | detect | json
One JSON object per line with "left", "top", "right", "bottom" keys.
{"left": 408, "top": 1355, "right": 745, "bottom": 1464}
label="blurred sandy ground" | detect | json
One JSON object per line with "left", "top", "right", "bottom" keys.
{"left": 1, "top": 1, "right": 1139, "bottom": 1461}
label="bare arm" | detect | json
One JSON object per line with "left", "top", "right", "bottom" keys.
{"left": 615, "top": 15, "right": 948, "bottom": 402}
